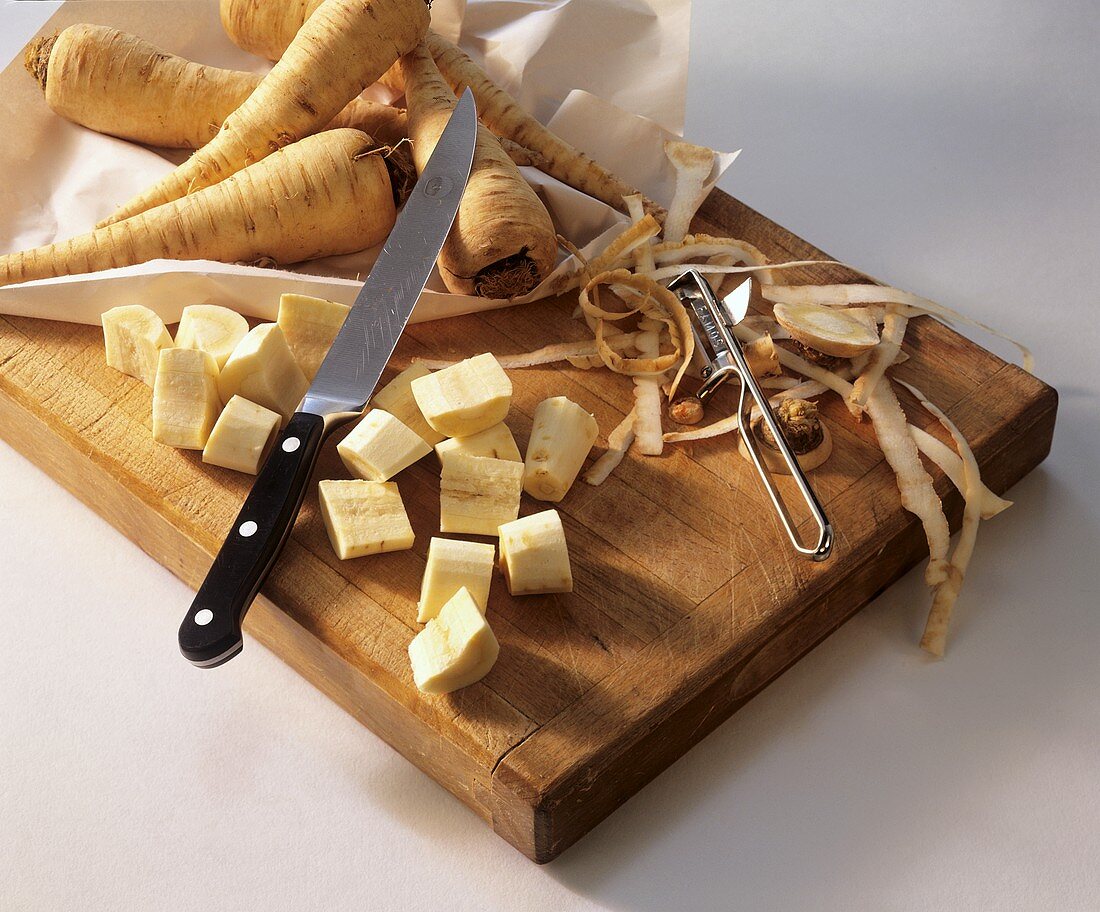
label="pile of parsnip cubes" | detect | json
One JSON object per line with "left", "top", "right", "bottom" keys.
{"left": 101, "top": 295, "right": 598, "bottom": 696}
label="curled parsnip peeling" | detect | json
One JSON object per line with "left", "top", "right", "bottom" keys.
{"left": 773, "top": 301, "right": 881, "bottom": 359}
{"left": 584, "top": 408, "right": 636, "bottom": 486}
{"left": 640, "top": 258, "right": 841, "bottom": 285}
{"left": 897, "top": 381, "right": 984, "bottom": 657}
{"left": 759, "top": 283, "right": 1034, "bottom": 372}
{"left": 632, "top": 329, "right": 665, "bottom": 456}
{"left": 850, "top": 306, "right": 908, "bottom": 415}
{"left": 663, "top": 141, "right": 716, "bottom": 244}
{"left": 908, "top": 425, "right": 1011, "bottom": 519}
{"left": 651, "top": 235, "right": 776, "bottom": 285}
{"left": 414, "top": 335, "right": 640, "bottom": 371}
{"left": 743, "top": 333, "right": 781, "bottom": 378}
{"left": 579, "top": 269, "right": 694, "bottom": 398}
{"left": 624, "top": 195, "right": 657, "bottom": 274}
{"left": 540, "top": 215, "right": 662, "bottom": 299}
{"left": 863, "top": 380, "right": 951, "bottom": 586}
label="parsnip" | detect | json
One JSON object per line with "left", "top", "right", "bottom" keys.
{"left": 219, "top": 0, "right": 324, "bottom": 61}
{"left": 174, "top": 304, "right": 249, "bottom": 371}
{"left": 417, "top": 537, "right": 495, "bottom": 623}
{"left": 523, "top": 397, "right": 598, "bottom": 503}
{"left": 103, "top": 0, "right": 429, "bottom": 224}
{"left": 101, "top": 304, "right": 172, "bottom": 386}
{"left": 370, "top": 363, "right": 445, "bottom": 446}
{"left": 336, "top": 409, "right": 431, "bottom": 481}
{"left": 408, "top": 587, "right": 499, "bottom": 695}
{"left": 434, "top": 423, "right": 521, "bottom": 463}
{"left": 424, "top": 32, "right": 662, "bottom": 219}
{"left": 318, "top": 479, "right": 414, "bottom": 559}
{"left": 276, "top": 293, "right": 350, "bottom": 381}
{"left": 401, "top": 42, "right": 557, "bottom": 298}
{"left": 0, "top": 130, "right": 395, "bottom": 288}
{"left": 27, "top": 25, "right": 410, "bottom": 149}
{"left": 151, "top": 348, "right": 220, "bottom": 449}
{"left": 411, "top": 353, "right": 511, "bottom": 438}
{"left": 218, "top": 324, "right": 308, "bottom": 423}
{"left": 498, "top": 510, "right": 573, "bottom": 596}
{"left": 202, "top": 395, "right": 281, "bottom": 474}
{"left": 439, "top": 453, "right": 523, "bottom": 536}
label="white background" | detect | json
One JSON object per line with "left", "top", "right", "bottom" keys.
{"left": 2, "top": 1, "right": 1097, "bottom": 909}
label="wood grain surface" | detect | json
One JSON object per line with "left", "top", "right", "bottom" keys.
{"left": 0, "top": 189, "right": 1057, "bottom": 862}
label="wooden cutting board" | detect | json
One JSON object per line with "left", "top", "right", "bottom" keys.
{"left": 0, "top": 189, "right": 1056, "bottom": 863}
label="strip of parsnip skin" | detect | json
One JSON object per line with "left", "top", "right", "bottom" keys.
{"left": 896, "top": 380, "right": 985, "bottom": 657}
{"left": 584, "top": 408, "right": 636, "bottom": 486}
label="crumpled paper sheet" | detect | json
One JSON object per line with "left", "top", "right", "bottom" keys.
{"left": 0, "top": 0, "right": 736, "bottom": 327}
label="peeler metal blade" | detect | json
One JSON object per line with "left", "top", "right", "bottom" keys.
{"left": 669, "top": 270, "right": 833, "bottom": 561}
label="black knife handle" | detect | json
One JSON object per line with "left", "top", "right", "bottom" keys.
{"left": 178, "top": 411, "right": 326, "bottom": 667}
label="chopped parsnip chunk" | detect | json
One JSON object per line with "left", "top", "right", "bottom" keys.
{"left": 202, "top": 395, "right": 281, "bottom": 474}
{"left": 498, "top": 510, "right": 573, "bottom": 596}
{"left": 102, "top": 304, "right": 172, "bottom": 386}
{"left": 152, "top": 348, "right": 220, "bottom": 449}
{"left": 411, "top": 352, "right": 511, "bottom": 438}
{"left": 408, "top": 587, "right": 500, "bottom": 694}
{"left": 439, "top": 453, "right": 523, "bottom": 536}
{"left": 417, "top": 537, "right": 495, "bottom": 623}
{"left": 318, "top": 480, "right": 414, "bottom": 560}
{"left": 337, "top": 409, "right": 431, "bottom": 481}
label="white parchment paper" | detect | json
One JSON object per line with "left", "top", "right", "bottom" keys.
{"left": 0, "top": 0, "right": 735, "bottom": 326}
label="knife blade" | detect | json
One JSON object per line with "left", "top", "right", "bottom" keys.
{"left": 178, "top": 89, "right": 478, "bottom": 668}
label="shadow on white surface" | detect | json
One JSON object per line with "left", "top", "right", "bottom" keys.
{"left": 546, "top": 467, "right": 1099, "bottom": 910}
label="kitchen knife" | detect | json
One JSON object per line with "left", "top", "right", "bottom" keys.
{"left": 178, "top": 89, "right": 478, "bottom": 668}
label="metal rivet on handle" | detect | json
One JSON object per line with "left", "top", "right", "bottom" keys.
{"left": 239, "top": 520, "right": 258, "bottom": 537}
{"left": 282, "top": 437, "right": 300, "bottom": 453}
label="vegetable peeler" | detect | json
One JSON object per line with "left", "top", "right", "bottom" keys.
{"left": 669, "top": 269, "right": 833, "bottom": 560}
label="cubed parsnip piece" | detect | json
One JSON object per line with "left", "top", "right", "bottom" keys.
{"left": 174, "top": 304, "right": 249, "bottom": 370}
{"left": 417, "top": 537, "right": 495, "bottom": 623}
{"left": 408, "top": 587, "right": 500, "bottom": 695}
{"left": 370, "top": 363, "right": 445, "bottom": 445}
{"left": 439, "top": 453, "right": 523, "bottom": 536}
{"left": 498, "top": 509, "right": 573, "bottom": 595}
{"left": 434, "top": 422, "right": 521, "bottom": 464}
{"left": 101, "top": 304, "right": 172, "bottom": 386}
{"left": 202, "top": 395, "right": 281, "bottom": 474}
{"left": 218, "top": 323, "right": 308, "bottom": 423}
{"left": 524, "top": 396, "right": 599, "bottom": 502}
{"left": 337, "top": 409, "right": 431, "bottom": 481}
{"left": 151, "top": 348, "right": 220, "bottom": 449}
{"left": 411, "top": 352, "right": 511, "bottom": 438}
{"left": 318, "top": 480, "right": 414, "bottom": 560}
{"left": 276, "top": 293, "right": 350, "bottom": 381}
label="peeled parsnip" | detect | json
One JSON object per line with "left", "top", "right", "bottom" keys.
{"left": 174, "top": 305, "right": 248, "bottom": 371}
{"left": 0, "top": 129, "right": 395, "bottom": 288}
{"left": 218, "top": 324, "right": 308, "bottom": 423}
{"left": 523, "top": 397, "right": 598, "bottom": 503}
{"left": 102, "top": 0, "right": 429, "bottom": 225}
{"left": 26, "top": 25, "right": 410, "bottom": 150}
{"left": 401, "top": 42, "right": 557, "bottom": 298}
{"left": 152, "top": 348, "right": 220, "bottom": 449}
{"left": 101, "top": 304, "right": 172, "bottom": 386}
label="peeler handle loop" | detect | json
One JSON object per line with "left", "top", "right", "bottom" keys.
{"left": 729, "top": 333, "right": 833, "bottom": 560}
